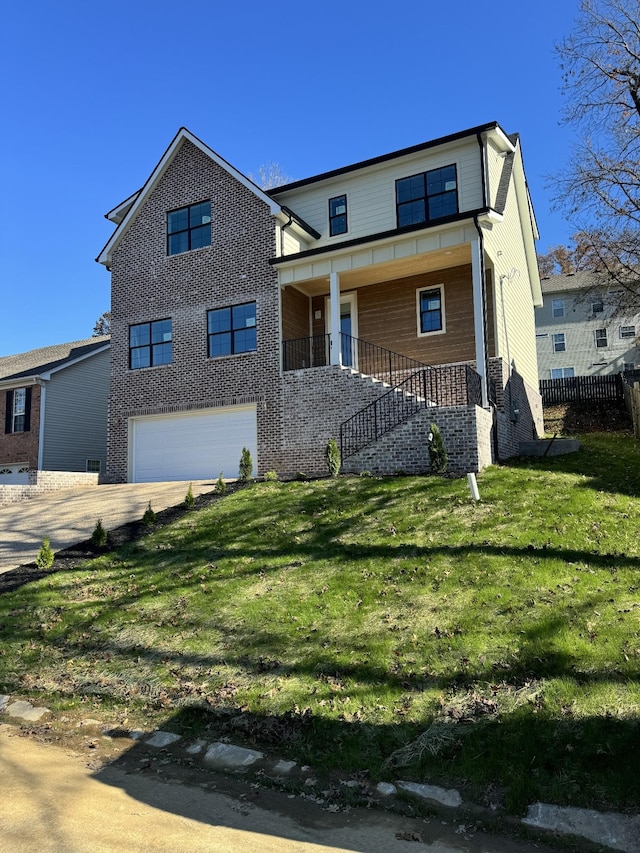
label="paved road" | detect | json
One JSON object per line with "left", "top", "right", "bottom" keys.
{"left": 0, "top": 726, "right": 559, "bottom": 853}
{"left": 0, "top": 481, "right": 217, "bottom": 574}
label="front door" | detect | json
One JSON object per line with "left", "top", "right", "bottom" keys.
{"left": 326, "top": 292, "right": 358, "bottom": 368}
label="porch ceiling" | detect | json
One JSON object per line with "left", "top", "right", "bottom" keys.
{"left": 283, "top": 242, "right": 472, "bottom": 296}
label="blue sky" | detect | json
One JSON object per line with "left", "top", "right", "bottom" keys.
{"left": 0, "top": 0, "right": 581, "bottom": 357}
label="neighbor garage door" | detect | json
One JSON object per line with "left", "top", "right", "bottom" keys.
{"left": 0, "top": 463, "right": 29, "bottom": 485}
{"left": 130, "top": 405, "right": 257, "bottom": 483}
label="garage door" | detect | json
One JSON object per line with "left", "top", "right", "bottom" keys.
{"left": 0, "top": 463, "right": 29, "bottom": 485}
{"left": 130, "top": 405, "right": 257, "bottom": 483}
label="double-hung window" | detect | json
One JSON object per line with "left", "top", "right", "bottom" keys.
{"left": 552, "top": 333, "right": 566, "bottom": 353}
{"left": 396, "top": 165, "right": 458, "bottom": 228}
{"left": 329, "top": 195, "right": 347, "bottom": 236}
{"left": 4, "top": 387, "right": 30, "bottom": 434}
{"left": 620, "top": 325, "right": 636, "bottom": 339}
{"left": 595, "top": 328, "right": 608, "bottom": 348}
{"left": 591, "top": 300, "right": 604, "bottom": 314}
{"left": 417, "top": 286, "right": 445, "bottom": 335}
{"left": 167, "top": 201, "right": 211, "bottom": 255}
{"left": 129, "top": 319, "right": 173, "bottom": 369}
{"left": 208, "top": 302, "right": 257, "bottom": 357}
{"left": 552, "top": 299, "right": 564, "bottom": 318}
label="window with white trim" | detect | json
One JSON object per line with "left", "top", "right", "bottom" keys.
{"left": 551, "top": 367, "right": 575, "bottom": 379}
{"left": 417, "top": 286, "right": 445, "bottom": 335}
{"left": 620, "top": 325, "right": 636, "bottom": 339}
{"left": 552, "top": 298, "right": 564, "bottom": 318}
{"left": 329, "top": 195, "right": 347, "bottom": 236}
{"left": 595, "top": 328, "right": 608, "bottom": 348}
{"left": 552, "top": 333, "right": 566, "bottom": 353}
{"left": 5, "top": 387, "right": 30, "bottom": 434}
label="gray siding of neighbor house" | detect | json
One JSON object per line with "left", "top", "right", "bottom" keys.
{"left": 41, "top": 349, "right": 109, "bottom": 473}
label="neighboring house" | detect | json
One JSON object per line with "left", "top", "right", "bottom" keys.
{"left": 535, "top": 272, "right": 640, "bottom": 379}
{"left": 0, "top": 338, "right": 110, "bottom": 484}
{"left": 97, "top": 123, "right": 543, "bottom": 483}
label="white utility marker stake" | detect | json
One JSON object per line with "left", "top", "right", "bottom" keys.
{"left": 467, "top": 473, "right": 480, "bottom": 501}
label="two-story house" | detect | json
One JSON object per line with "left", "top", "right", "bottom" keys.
{"left": 97, "top": 123, "right": 543, "bottom": 483}
{"left": 535, "top": 272, "right": 640, "bottom": 379}
{"left": 0, "top": 338, "right": 110, "bottom": 484}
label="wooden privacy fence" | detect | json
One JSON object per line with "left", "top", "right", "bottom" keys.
{"left": 622, "top": 380, "right": 640, "bottom": 438}
{"left": 539, "top": 374, "right": 624, "bottom": 405}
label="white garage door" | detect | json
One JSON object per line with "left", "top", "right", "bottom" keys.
{"left": 130, "top": 405, "right": 257, "bottom": 483}
{"left": 0, "top": 463, "right": 29, "bottom": 485}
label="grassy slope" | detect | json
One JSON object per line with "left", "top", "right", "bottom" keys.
{"left": 1, "top": 432, "right": 639, "bottom": 813}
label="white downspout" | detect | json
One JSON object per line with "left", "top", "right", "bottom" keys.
{"left": 329, "top": 272, "right": 341, "bottom": 365}
{"left": 37, "top": 383, "right": 46, "bottom": 469}
{"left": 471, "top": 237, "right": 489, "bottom": 407}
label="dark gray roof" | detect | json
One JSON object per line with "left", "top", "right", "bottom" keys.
{"left": 0, "top": 337, "right": 110, "bottom": 382}
{"left": 540, "top": 271, "right": 617, "bottom": 294}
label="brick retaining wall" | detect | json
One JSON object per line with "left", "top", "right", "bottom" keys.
{"left": 0, "top": 471, "right": 99, "bottom": 504}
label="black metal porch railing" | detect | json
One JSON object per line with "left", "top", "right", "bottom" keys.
{"left": 282, "top": 333, "right": 429, "bottom": 387}
{"left": 340, "top": 363, "right": 483, "bottom": 461}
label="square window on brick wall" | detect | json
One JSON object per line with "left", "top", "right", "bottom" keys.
{"left": 208, "top": 302, "right": 256, "bottom": 357}
{"left": 129, "top": 319, "right": 173, "bottom": 369}
{"left": 167, "top": 201, "right": 211, "bottom": 255}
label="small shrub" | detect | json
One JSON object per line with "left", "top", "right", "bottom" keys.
{"left": 263, "top": 470, "right": 279, "bottom": 482}
{"left": 239, "top": 447, "right": 253, "bottom": 481}
{"left": 359, "top": 470, "right": 373, "bottom": 478}
{"left": 184, "top": 483, "right": 195, "bottom": 509}
{"left": 296, "top": 471, "right": 307, "bottom": 481}
{"left": 428, "top": 423, "right": 448, "bottom": 474}
{"left": 215, "top": 473, "right": 226, "bottom": 494}
{"left": 91, "top": 519, "right": 107, "bottom": 548}
{"left": 35, "top": 538, "right": 54, "bottom": 570}
{"left": 325, "top": 437, "right": 341, "bottom": 477}
{"left": 142, "top": 501, "right": 156, "bottom": 526}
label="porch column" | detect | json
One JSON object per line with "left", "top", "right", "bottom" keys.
{"left": 471, "top": 237, "right": 489, "bottom": 407}
{"left": 329, "top": 271, "right": 341, "bottom": 365}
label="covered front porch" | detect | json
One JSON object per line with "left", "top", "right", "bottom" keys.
{"left": 277, "top": 227, "right": 496, "bottom": 408}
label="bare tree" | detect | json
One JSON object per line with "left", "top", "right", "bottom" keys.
{"left": 552, "top": 0, "right": 640, "bottom": 304}
{"left": 92, "top": 311, "right": 111, "bottom": 336}
{"left": 249, "top": 161, "right": 293, "bottom": 190}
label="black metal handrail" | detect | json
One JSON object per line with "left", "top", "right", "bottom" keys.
{"left": 282, "top": 333, "right": 430, "bottom": 387}
{"left": 340, "top": 364, "right": 483, "bottom": 460}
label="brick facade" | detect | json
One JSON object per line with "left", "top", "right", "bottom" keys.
{"left": 0, "top": 470, "right": 99, "bottom": 505}
{"left": 107, "top": 140, "right": 282, "bottom": 482}
{"left": 0, "top": 385, "right": 41, "bottom": 468}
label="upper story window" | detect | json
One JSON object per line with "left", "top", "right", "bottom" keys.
{"left": 417, "top": 286, "right": 445, "bottom": 335}
{"left": 208, "top": 302, "right": 257, "bottom": 357}
{"left": 591, "top": 300, "right": 604, "bottom": 314}
{"left": 552, "top": 298, "right": 565, "bottom": 318}
{"left": 329, "top": 195, "right": 348, "bottom": 236}
{"left": 396, "top": 165, "right": 458, "bottom": 228}
{"left": 552, "top": 333, "right": 566, "bottom": 353}
{"left": 620, "top": 325, "right": 636, "bottom": 339}
{"left": 129, "top": 319, "right": 173, "bottom": 369}
{"left": 167, "top": 201, "right": 211, "bottom": 255}
{"left": 4, "top": 387, "right": 31, "bottom": 434}
{"left": 595, "top": 328, "right": 608, "bottom": 348}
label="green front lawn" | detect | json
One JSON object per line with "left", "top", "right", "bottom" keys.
{"left": 1, "top": 432, "right": 639, "bottom": 813}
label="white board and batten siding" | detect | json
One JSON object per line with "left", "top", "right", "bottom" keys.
{"left": 275, "top": 138, "right": 483, "bottom": 249}
{"left": 129, "top": 405, "right": 257, "bottom": 483}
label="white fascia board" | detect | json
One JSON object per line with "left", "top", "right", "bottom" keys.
{"left": 105, "top": 190, "right": 141, "bottom": 224}
{"left": 97, "top": 128, "right": 283, "bottom": 267}
{"left": 485, "top": 126, "right": 516, "bottom": 154}
{"left": 0, "top": 376, "right": 42, "bottom": 389}
{"left": 38, "top": 343, "right": 111, "bottom": 380}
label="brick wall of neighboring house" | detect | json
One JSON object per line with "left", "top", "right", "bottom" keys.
{"left": 107, "top": 140, "right": 282, "bottom": 482}
{"left": 0, "top": 385, "right": 41, "bottom": 467}
{"left": 343, "top": 404, "right": 493, "bottom": 476}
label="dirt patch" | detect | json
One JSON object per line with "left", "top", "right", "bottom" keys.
{"left": 543, "top": 400, "right": 632, "bottom": 435}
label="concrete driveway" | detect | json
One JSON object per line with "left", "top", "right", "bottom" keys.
{"left": 0, "top": 480, "right": 217, "bottom": 574}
